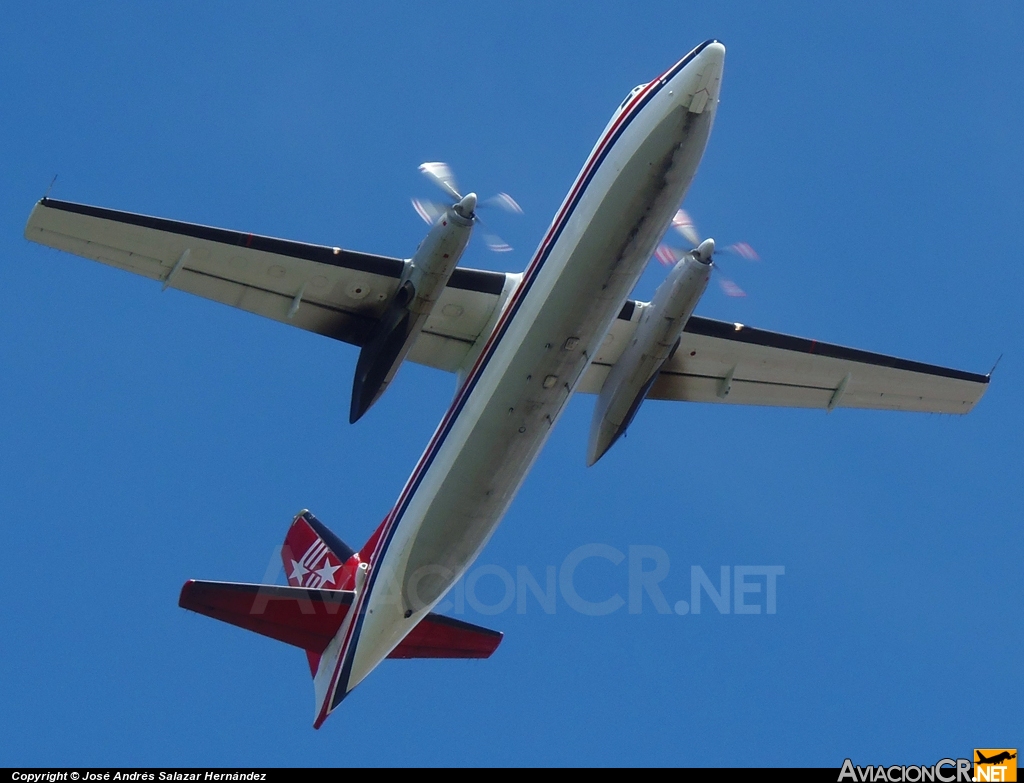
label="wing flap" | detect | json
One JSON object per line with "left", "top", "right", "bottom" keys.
{"left": 179, "top": 579, "right": 354, "bottom": 653}
{"left": 388, "top": 614, "right": 503, "bottom": 659}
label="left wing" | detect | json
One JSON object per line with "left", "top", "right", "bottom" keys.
{"left": 579, "top": 302, "right": 989, "bottom": 413}
{"left": 25, "top": 198, "right": 513, "bottom": 373}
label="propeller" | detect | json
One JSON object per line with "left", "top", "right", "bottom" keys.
{"left": 412, "top": 161, "right": 523, "bottom": 253}
{"left": 655, "top": 208, "right": 759, "bottom": 297}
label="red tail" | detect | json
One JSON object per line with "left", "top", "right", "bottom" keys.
{"left": 179, "top": 509, "right": 504, "bottom": 727}
{"left": 280, "top": 510, "right": 361, "bottom": 676}
{"left": 282, "top": 510, "right": 359, "bottom": 592}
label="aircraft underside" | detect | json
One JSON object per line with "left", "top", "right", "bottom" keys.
{"left": 21, "top": 39, "right": 989, "bottom": 729}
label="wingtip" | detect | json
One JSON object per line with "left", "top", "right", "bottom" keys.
{"left": 178, "top": 579, "right": 198, "bottom": 609}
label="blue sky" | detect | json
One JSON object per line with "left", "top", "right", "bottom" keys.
{"left": 1, "top": 2, "right": 1021, "bottom": 767}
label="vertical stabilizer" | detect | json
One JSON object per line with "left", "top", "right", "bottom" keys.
{"left": 282, "top": 510, "right": 355, "bottom": 591}
{"left": 280, "top": 510, "right": 359, "bottom": 680}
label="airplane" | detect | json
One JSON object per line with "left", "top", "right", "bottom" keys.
{"left": 23, "top": 40, "right": 990, "bottom": 728}
{"left": 977, "top": 752, "right": 1017, "bottom": 765}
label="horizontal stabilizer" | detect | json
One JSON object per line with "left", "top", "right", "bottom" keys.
{"left": 179, "top": 580, "right": 354, "bottom": 653}
{"left": 389, "top": 613, "right": 503, "bottom": 659}
{"left": 180, "top": 580, "right": 501, "bottom": 659}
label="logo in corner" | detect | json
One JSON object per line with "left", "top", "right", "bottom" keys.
{"left": 975, "top": 749, "right": 1017, "bottom": 783}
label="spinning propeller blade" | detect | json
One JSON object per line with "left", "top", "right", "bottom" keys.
{"left": 725, "top": 241, "right": 759, "bottom": 261}
{"left": 413, "top": 161, "right": 522, "bottom": 252}
{"left": 718, "top": 277, "right": 747, "bottom": 298}
{"left": 411, "top": 198, "right": 446, "bottom": 225}
{"left": 418, "top": 162, "right": 462, "bottom": 201}
{"left": 654, "top": 243, "right": 682, "bottom": 266}
{"left": 660, "top": 208, "right": 759, "bottom": 297}
{"left": 672, "top": 209, "right": 702, "bottom": 246}
{"left": 481, "top": 233, "right": 513, "bottom": 253}
{"left": 482, "top": 192, "right": 523, "bottom": 214}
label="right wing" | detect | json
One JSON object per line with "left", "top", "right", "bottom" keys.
{"left": 25, "top": 198, "right": 515, "bottom": 373}
{"left": 579, "top": 303, "right": 989, "bottom": 414}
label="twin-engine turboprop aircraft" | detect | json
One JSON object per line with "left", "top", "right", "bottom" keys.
{"left": 24, "top": 40, "right": 989, "bottom": 728}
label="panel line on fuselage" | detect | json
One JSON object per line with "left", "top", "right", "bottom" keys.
{"left": 321, "top": 41, "right": 718, "bottom": 717}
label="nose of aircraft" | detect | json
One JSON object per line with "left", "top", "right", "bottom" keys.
{"left": 688, "top": 40, "right": 726, "bottom": 73}
{"left": 670, "top": 40, "right": 725, "bottom": 114}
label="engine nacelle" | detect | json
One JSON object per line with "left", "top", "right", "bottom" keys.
{"left": 586, "top": 252, "right": 711, "bottom": 465}
{"left": 350, "top": 196, "right": 475, "bottom": 422}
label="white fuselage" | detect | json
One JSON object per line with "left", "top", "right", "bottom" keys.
{"left": 315, "top": 40, "right": 726, "bottom": 723}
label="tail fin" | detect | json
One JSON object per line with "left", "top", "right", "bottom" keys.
{"left": 282, "top": 510, "right": 356, "bottom": 591}
{"left": 179, "top": 509, "right": 504, "bottom": 729}
{"left": 280, "top": 510, "right": 360, "bottom": 678}
{"left": 178, "top": 507, "right": 362, "bottom": 665}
